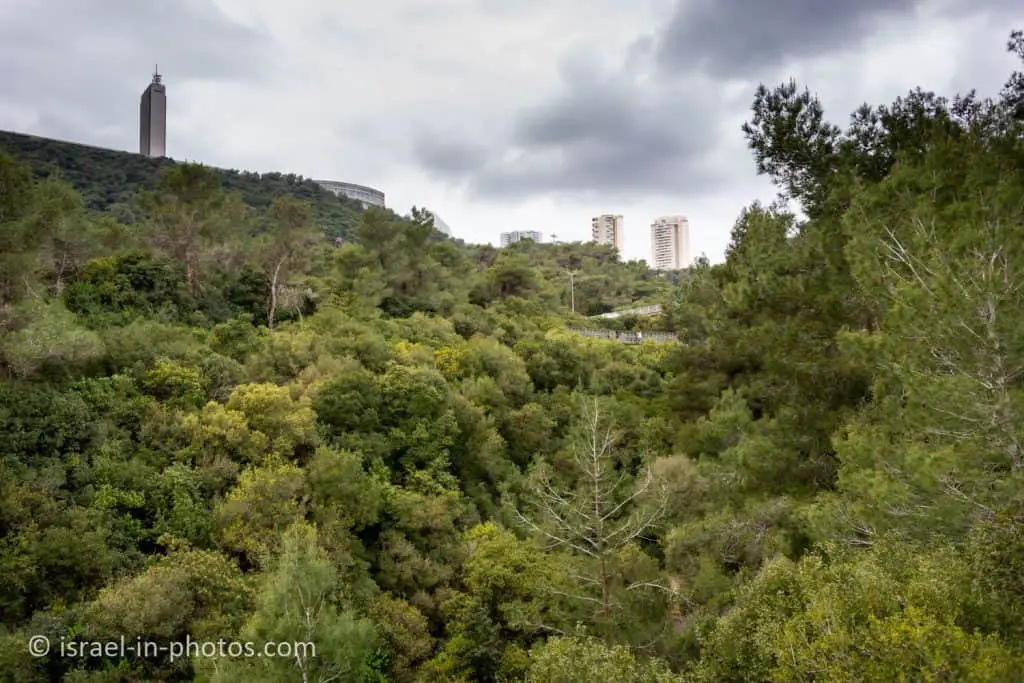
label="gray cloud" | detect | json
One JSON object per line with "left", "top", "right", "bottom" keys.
{"left": 5, "top": 0, "right": 1019, "bottom": 237}
{"left": 413, "top": 54, "right": 729, "bottom": 201}
{"left": 652, "top": 0, "right": 1024, "bottom": 80}
{"left": 0, "top": 0, "right": 274, "bottom": 148}
{"left": 655, "top": 0, "right": 919, "bottom": 78}
{"left": 411, "top": 0, "right": 1022, "bottom": 202}
{"left": 478, "top": 78, "right": 724, "bottom": 198}
{"left": 413, "top": 136, "right": 490, "bottom": 176}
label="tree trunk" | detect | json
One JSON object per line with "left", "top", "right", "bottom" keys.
{"left": 54, "top": 251, "right": 68, "bottom": 295}
{"left": 268, "top": 258, "right": 284, "bottom": 330}
{"left": 598, "top": 554, "right": 611, "bottom": 618}
{"left": 185, "top": 252, "right": 197, "bottom": 296}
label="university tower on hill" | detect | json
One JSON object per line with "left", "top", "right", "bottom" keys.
{"left": 140, "top": 67, "right": 166, "bottom": 158}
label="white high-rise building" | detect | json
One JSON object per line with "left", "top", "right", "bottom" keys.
{"left": 650, "top": 215, "right": 690, "bottom": 270}
{"left": 591, "top": 214, "right": 623, "bottom": 252}
{"left": 500, "top": 230, "right": 543, "bottom": 247}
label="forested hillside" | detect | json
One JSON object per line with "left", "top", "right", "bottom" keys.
{"left": 1, "top": 31, "right": 1024, "bottom": 683}
{"left": 0, "top": 130, "right": 366, "bottom": 240}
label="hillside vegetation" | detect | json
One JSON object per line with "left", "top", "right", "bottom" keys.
{"left": 0, "top": 130, "right": 366, "bottom": 240}
{"left": 1, "top": 30, "right": 1024, "bottom": 683}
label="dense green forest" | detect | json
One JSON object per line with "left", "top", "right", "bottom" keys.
{"left": 1, "top": 30, "right": 1024, "bottom": 682}
{"left": 0, "top": 130, "right": 367, "bottom": 241}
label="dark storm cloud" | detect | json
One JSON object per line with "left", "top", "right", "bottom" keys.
{"left": 414, "top": 56, "right": 727, "bottom": 201}
{"left": 654, "top": 0, "right": 920, "bottom": 78}
{"left": 413, "top": 136, "right": 490, "bottom": 175}
{"left": 411, "top": 0, "right": 1019, "bottom": 201}
{"left": 476, "top": 75, "right": 723, "bottom": 199}
{"left": 0, "top": 0, "right": 273, "bottom": 149}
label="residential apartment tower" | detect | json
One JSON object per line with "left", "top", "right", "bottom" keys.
{"left": 650, "top": 215, "right": 690, "bottom": 270}
{"left": 591, "top": 214, "right": 623, "bottom": 252}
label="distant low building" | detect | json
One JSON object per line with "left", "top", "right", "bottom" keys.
{"left": 424, "top": 209, "right": 452, "bottom": 236}
{"left": 314, "top": 180, "right": 385, "bottom": 209}
{"left": 500, "top": 230, "right": 543, "bottom": 247}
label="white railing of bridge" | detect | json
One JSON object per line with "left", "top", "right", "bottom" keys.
{"left": 570, "top": 328, "right": 678, "bottom": 344}
{"left": 591, "top": 304, "right": 662, "bottom": 319}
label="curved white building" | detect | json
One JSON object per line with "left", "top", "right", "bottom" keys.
{"left": 314, "top": 180, "right": 386, "bottom": 209}
{"left": 424, "top": 209, "right": 452, "bottom": 236}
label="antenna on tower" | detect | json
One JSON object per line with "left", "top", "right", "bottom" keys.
{"left": 153, "top": 64, "right": 162, "bottom": 84}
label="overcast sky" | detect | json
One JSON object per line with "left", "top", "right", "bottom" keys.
{"left": 1, "top": 0, "right": 1021, "bottom": 263}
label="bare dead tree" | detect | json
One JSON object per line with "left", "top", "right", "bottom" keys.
{"left": 880, "top": 211, "right": 1024, "bottom": 477}
{"left": 513, "top": 397, "right": 669, "bottom": 621}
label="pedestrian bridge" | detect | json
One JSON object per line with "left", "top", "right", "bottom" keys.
{"left": 570, "top": 328, "right": 678, "bottom": 344}
{"left": 589, "top": 304, "right": 662, "bottom": 319}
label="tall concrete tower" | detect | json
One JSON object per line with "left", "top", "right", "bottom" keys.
{"left": 591, "top": 214, "right": 623, "bottom": 253}
{"left": 649, "top": 215, "right": 690, "bottom": 270}
{"left": 140, "top": 66, "right": 166, "bottom": 157}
